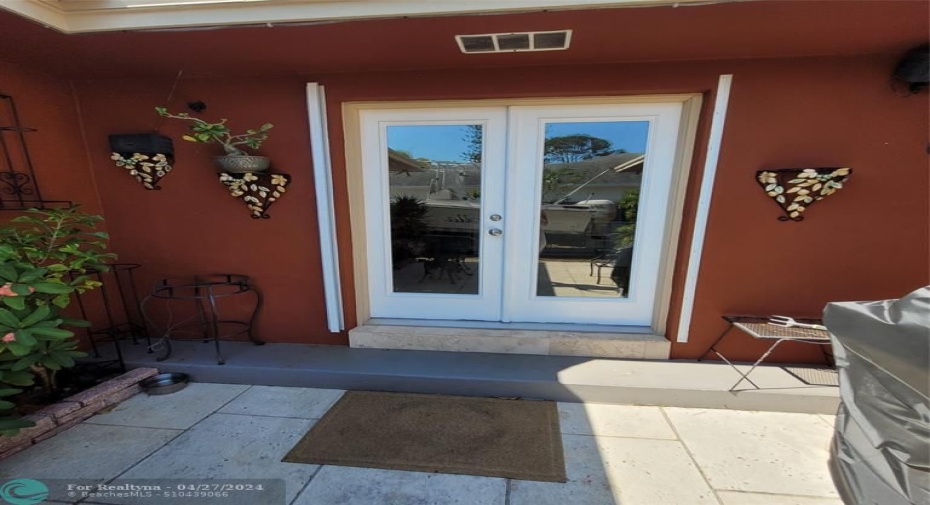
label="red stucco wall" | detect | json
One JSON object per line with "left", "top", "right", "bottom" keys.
{"left": 65, "top": 53, "right": 929, "bottom": 362}
{"left": 677, "top": 56, "right": 930, "bottom": 361}
{"left": 0, "top": 61, "right": 111, "bottom": 346}
{"left": 320, "top": 56, "right": 930, "bottom": 362}
{"left": 72, "top": 76, "right": 338, "bottom": 345}
{"left": 2, "top": 1, "right": 927, "bottom": 362}
{"left": 0, "top": 61, "right": 102, "bottom": 213}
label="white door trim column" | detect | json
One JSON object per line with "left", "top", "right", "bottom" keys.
{"left": 306, "top": 83, "right": 345, "bottom": 332}
{"left": 675, "top": 74, "right": 733, "bottom": 343}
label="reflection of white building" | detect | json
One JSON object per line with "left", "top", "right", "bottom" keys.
{"left": 389, "top": 153, "right": 644, "bottom": 241}
{"left": 542, "top": 153, "right": 644, "bottom": 204}
{"left": 389, "top": 152, "right": 644, "bottom": 204}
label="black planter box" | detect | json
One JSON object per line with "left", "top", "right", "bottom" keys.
{"left": 109, "top": 134, "right": 173, "bottom": 155}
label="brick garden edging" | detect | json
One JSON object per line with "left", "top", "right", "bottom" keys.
{"left": 0, "top": 367, "right": 159, "bottom": 459}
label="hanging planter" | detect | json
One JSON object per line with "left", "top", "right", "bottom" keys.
{"left": 218, "top": 172, "right": 291, "bottom": 219}
{"left": 108, "top": 134, "right": 175, "bottom": 190}
{"left": 756, "top": 167, "right": 852, "bottom": 221}
{"left": 214, "top": 155, "right": 271, "bottom": 173}
{"left": 155, "top": 107, "right": 273, "bottom": 173}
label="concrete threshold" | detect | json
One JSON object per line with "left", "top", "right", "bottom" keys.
{"left": 350, "top": 323, "right": 671, "bottom": 359}
{"left": 108, "top": 340, "right": 838, "bottom": 415}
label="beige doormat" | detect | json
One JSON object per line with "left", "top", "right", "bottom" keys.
{"left": 282, "top": 390, "right": 567, "bottom": 482}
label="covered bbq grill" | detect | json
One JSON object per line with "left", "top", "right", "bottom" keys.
{"left": 824, "top": 287, "right": 930, "bottom": 505}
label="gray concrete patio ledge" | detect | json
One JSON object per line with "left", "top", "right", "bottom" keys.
{"left": 105, "top": 341, "right": 839, "bottom": 414}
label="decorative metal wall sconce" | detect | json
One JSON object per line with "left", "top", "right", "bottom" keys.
{"left": 756, "top": 167, "right": 852, "bottom": 221}
{"left": 218, "top": 172, "right": 290, "bottom": 219}
{"left": 0, "top": 93, "right": 72, "bottom": 210}
{"left": 109, "top": 134, "right": 175, "bottom": 190}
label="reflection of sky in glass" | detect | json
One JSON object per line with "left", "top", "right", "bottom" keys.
{"left": 387, "top": 125, "right": 475, "bottom": 163}
{"left": 545, "top": 121, "right": 649, "bottom": 154}
{"left": 386, "top": 120, "right": 649, "bottom": 162}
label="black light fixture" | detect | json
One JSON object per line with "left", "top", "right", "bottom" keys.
{"left": 187, "top": 100, "right": 207, "bottom": 113}
{"left": 892, "top": 44, "right": 929, "bottom": 95}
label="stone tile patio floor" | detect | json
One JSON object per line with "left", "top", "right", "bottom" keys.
{"left": 0, "top": 382, "right": 842, "bottom": 505}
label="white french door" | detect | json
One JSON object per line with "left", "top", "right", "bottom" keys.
{"left": 361, "top": 107, "right": 508, "bottom": 321}
{"left": 360, "top": 101, "right": 684, "bottom": 326}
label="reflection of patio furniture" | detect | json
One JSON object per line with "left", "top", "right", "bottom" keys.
{"left": 589, "top": 246, "right": 633, "bottom": 289}
{"left": 699, "top": 315, "right": 833, "bottom": 391}
{"left": 141, "top": 274, "right": 264, "bottom": 365}
{"left": 418, "top": 234, "right": 476, "bottom": 284}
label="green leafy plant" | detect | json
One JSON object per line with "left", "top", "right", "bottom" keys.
{"left": 613, "top": 189, "right": 639, "bottom": 248}
{"left": 0, "top": 388, "right": 33, "bottom": 435}
{"left": 155, "top": 107, "right": 273, "bottom": 156}
{"left": 0, "top": 207, "right": 115, "bottom": 435}
{"left": 389, "top": 196, "right": 430, "bottom": 269}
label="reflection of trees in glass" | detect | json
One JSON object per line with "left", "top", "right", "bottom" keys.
{"left": 544, "top": 133, "right": 621, "bottom": 163}
{"left": 461, "top": 125, "right": 483, "bottom": 164}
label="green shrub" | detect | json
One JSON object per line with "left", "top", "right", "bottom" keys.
{"left": 0, "top": 207, "right": 115, "bottom": 435}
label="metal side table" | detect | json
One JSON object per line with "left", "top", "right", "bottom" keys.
{"left": 141, "top": 274, "right": 264, "bottom": 365}
{"left": 699, "top": 315, "right": 833, "bottom": 390}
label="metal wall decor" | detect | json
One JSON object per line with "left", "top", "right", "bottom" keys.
{"left": 0, "top": 93, "right": 71, "bottom": 210}
{"left": 108, "top": 71, "right": 183, "bottom": 191}
{"left": 756, "top": 167, "right": 852, "bottom": 221}
{"left": 218, "top": 172, "right": 290, "bottom": 219}
{"left": 109, "top": 134, "right": 175, "bottom": 190}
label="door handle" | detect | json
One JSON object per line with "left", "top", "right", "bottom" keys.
{"left": 488, "top": 228, "right": 503, "bottom": 236}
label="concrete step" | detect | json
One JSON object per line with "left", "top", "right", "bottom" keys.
{"left": 108, "top": 340, "right": 839, "bottom": 415}
{"left": 349, "top": 323, "right": 671, "bottom": 359}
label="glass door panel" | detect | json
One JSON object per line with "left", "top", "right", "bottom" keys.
{"left": 504, "top": 103, "right": 683, "bottom": 326}
{"left": 386, "top": 124, "right": 483, "bottom": 295}
{"left": 360, "top": 107, "right": 507, "bottom": 322}
{"left": 535, "top": 121, "right": 650, "bottom": 299}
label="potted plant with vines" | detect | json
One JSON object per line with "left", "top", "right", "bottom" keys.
{"left": 0, "top": 207, "right": 115, "bottom": 435}
{"left": 156, "top": 107, "right": 274, "bottom": 173}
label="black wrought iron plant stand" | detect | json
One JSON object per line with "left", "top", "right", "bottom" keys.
{"left": 141, "top": 274, "right": 264, "bottom": 365}
{"left": 70, "top": 263, "right": 151, "bottom": 373}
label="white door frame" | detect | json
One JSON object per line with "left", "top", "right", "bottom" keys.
{"left": 344, "top": 95, "right": 702, "bottom": 334}
{"left": 359, "top": 107, "right": 508, "bottom": 320}
{"left": 504, "top": 102, "right": 685, "bottom": 326}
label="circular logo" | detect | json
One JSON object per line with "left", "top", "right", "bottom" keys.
{"left": 0, "top": 479, "right": 49, "bottom": 505}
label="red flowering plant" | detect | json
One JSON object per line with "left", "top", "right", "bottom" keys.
{"left": 0, "top": 207, "right": 115, "bottom": 435}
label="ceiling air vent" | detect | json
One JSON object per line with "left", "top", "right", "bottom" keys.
{"left": 456, "top": 30, "right": 572, "bottom": 54}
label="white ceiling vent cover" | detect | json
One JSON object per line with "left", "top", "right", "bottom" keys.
{"left": 456, "top": 30, "right": 572, "bottom": 54}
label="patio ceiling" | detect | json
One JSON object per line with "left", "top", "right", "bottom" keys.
{"left": 4, "top": 0, "right": 741, "bottom": 34}
{"left": 0, "top": 1, "right": 926, "bottom": 79}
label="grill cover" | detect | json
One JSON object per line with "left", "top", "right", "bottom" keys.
{"left": 824, "top": 287, "right": 930, "bottom": 505}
